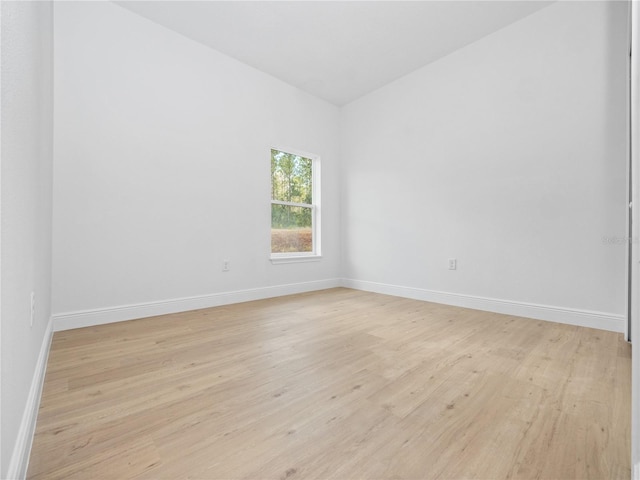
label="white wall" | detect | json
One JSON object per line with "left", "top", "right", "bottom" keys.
{"left": 52, "top": 2, "right": 341, "bottom": 322}
{"left": 53, "top": 1, "right": 628, "bottom": 330}
{"left": 341, "top": 1, "right": 628, "bottom": 324}
{"left": 1, "top": 1, "right": 54, "bottom": 477}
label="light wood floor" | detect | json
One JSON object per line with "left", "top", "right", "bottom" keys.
{"left": 28, "top": 288, "right": 630, "bottom": 480}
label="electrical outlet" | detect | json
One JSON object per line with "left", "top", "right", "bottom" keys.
{"left": 448, "top": 258, "right": 457, "bottom": 270}
{"left": 30, "top": 291, "right": 35, "bottom": 327}
{"left": 223, "top": 260, "right": 230, "bottom": 272}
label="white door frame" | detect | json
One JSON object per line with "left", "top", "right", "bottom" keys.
{"left": 630, "top": 1, "right": 639, "bottom": 477}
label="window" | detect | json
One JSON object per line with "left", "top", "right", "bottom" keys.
{"left": 270, "top": 148, "right": 320, "bottom": 260}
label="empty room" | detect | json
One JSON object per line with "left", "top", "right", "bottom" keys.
{"left": 3, "top": 0, "right": 640, "bottom": 479}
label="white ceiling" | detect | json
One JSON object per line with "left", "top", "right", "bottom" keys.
{"left": 115, "top": 1, "right": 552, "bottom": 106}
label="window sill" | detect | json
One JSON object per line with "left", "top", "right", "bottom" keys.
{"left": 270, "top": 255, "right": 322, "bottom": 265}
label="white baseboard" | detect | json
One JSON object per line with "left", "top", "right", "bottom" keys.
{"left": 53, "top": 278, "right": 342, "bottom": 331}
{"left": 343, "top": 279, "right": 625, "bottom": 333}
{"left": 54, "top": 277, "right": 625, "bottom": 334}
{"left": 6, "top": 317, "right": 53, "bottom": 480}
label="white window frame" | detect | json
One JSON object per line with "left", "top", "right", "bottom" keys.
{"left": 270, "top": 146, "right": 321, "bottom": 264}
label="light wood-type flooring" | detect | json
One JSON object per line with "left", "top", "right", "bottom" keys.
{"left": 28, "top": 288, "right": 631, "bottom": 479}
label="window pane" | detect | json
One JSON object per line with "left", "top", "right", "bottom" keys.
{"left": 271, "top": 149, "right": 312, "bottom": 204}
{"left": 271, "top": 204, "right": 313, "bottom": 253}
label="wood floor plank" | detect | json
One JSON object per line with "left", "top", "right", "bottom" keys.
{"left": 27, "top": 288, "right": 630, "bottom": 479}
